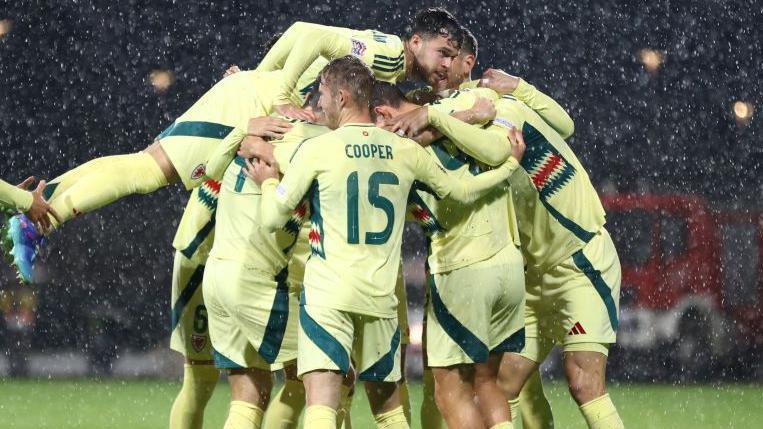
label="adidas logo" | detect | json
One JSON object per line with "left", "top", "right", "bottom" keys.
{"left": 567, "top": 321, "right": 587, "bottom": 336}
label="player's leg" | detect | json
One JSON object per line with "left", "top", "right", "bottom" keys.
{"left": 420, "top": 275, "right": 446, "bottom": 429}
{"left": 168, "top": 251, "right": 219, "bottom": 429}
{"left": 557, "top": 229, "right": 624, "bottom": 429}
{"left": 338, "top": 368, "right": 356, "bottom": 429}
{"left": 353, "top": 313, "right": 408, "bottom": 429}
{"left": 226, "top": 367, "right": 272, "bottom": 429}
{"left": 298, "top": 304, "right": 356, "bottom": 429}
{"left": 264, "top": 364, "right": 304, "bottom": 429}
{"left": 394, "top": 264, "right": 412, "bottom": 425}
{"left": 431, "top": 365, "right": 482, "bottom": 428}
{"left": 517, "top": 370, "right": 554, "bottom": 429}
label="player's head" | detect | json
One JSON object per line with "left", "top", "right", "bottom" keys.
{"left": 406, "top": 7, "right": 463, "bottom": 92}
{"left": 369, "top": 82, "right": 420, "bottom": 126}
{"left": 302, "top": 79, "right": 328, "bottom": 126}
{"left": 446, "top": 26, "right": 478, "bottom": 89}
{"left": 318, "top": 55, "right": 375, "bottom": 129}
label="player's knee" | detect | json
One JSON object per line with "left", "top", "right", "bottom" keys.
{"left": 566, "top": 372, "right": 605, "bottom": 405}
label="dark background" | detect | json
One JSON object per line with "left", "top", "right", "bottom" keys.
{"left": 0, "top": 1, "right": 760, "bottom": 377}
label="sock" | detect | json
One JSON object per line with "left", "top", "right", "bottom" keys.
{"left": 337, "top": 384, "right": 354, "bottom": 429}
{"left": 420, "top": 368, "right": 446, "bottom": 429}
{"left": 579, "top": 394, "right": 624, "bottom": 429}
{"left": 48, "top": 152, "right": 167, "bottom": 226}
{"left": 44, "top": 156, "right": 115, "bottom": 200}
{"left": 305, "top": 405, "right": 337, "bottom": 429}
{"left": 519, "top": 371, "right": 554, "bottom": 429}
{"left": 169, "top": 364, "right": 219, "bottom": 429}
{"left": 509, "top": 398, "right": 522, "bottom": 429}
{"left": 373, "top": 405, "right": 409, "bottom": 429}
{"left": 224, "top": 401, "right": 264, "bottom": 429}
{"left": 489, "top": 423, "right": 515, "bottom": 429}
{"left": 264, "top": 379, "right": 306, "bottom": 429}
{"left": 398, "top": 381, "right": 411, "bottom": 425}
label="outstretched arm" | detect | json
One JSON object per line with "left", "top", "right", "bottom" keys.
{"left": 414, "top": 128, "right": 526, "bottom": 204}
{"left": 427, "top": 106, "right": 510, "bottom": 166}
{"left": 481, "top": 69, "right": 575, "bottom": 139}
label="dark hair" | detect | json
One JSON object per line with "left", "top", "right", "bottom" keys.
{"left": 371, "top": 82, "right": 407, "bottom": 109}
{"left": 320, "top": 55, "right": 375, "bottom": 108}
{"left": 460, "top": 26, "right": 478, "bottom": 57}
{"left": 407, "top": 7, "right": 463, "bottom": 48}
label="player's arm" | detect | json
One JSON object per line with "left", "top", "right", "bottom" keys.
{"left": 427, "top": 106, "right": 511, "bottom": 166}
{"left": 480, "top": 69, "right": 575, "bottom": 139}
{"left": 246, "top": 143, "right": 318, "bottom": 231}
{"left": 257, "top": 22, "right": 352, "bottom": 106}
{"left": 413, "top": 128, "right": 525, "bottom": 204}
{"left": 1, "top": 177, "right": 60, "bottom": 228}
{"left": 206, "top": 128, "right": 247, "bottom": 180}
{"left": 0, "top": 178, "right": 33, "bottom": 212}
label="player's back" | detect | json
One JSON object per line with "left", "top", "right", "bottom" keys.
{"left": 299, "top": 124, "right": 420, "bottom": 318}
{"left": 499, "top": 96, "right": 606, "bottom": 271}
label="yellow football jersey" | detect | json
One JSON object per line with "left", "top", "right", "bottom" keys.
{"left": 256, "top": 22, "right": 406, "bottom": 105}
{"left": 409, "top": 88, "right": 520, "bottom": 274}
{"left": 259, "top": 124, "right": 519, "bottom": 317}
{"left": 207, "top": 122, "right": 329, "bottom": 274}
{"left": 496, "top": 96, "right": 605, "bottom": 272}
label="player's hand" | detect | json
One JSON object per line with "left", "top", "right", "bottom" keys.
{"left": 467, "top": 96, "right": 497, "bottom": 124}
{"left": 238, "top": 135, "right": 276, "bottom": 165}
{"left": 479, "top": 68, "right": 520, "bottom": 95}
{"left": 246, "top": 116, "right": 293, "bottom": 139}
{"left": 274, "top": 103, "right": 316, "bottom": 122}
{"left": 383, "top": 105, "right": 430, "bottom": 138}
{"left": 508, "top": 127, "right": 526, "bottom": 163}
{"left": 243, "top": 158, "right": 279, "bottom": 186}
{"left": 223, "top": 65, "right": 241, "bottom": 78}
{"left": 23, "top": 179, "right": 61, "bottom": 231}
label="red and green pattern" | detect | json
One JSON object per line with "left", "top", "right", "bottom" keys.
{"left": 197, "top": 179, "right": 221, "bottom": 211}
{"left": 284, "top": 200, "right": 308, "bottom": 236}
{"left": 520, "top": 123, "right": 576, "bottom": 199}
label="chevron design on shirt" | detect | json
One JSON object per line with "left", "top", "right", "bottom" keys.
{"left": 520, "top": 123, "right": 576, "bottom": 199}
{"left": 197, "top": 179, "right": 221, "bottom": 210}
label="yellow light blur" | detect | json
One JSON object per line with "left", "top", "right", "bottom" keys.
{"left": 639, "top": 48, "right": 663, "bottom": 73}
{"left": 0, "top": 19, "right": 13, "bottom": 38}
{"left": 149, "top": 69, "right": 175, "bottom": 93}
{"left": 733, "top": 101, "right": 753, "bottom": 121}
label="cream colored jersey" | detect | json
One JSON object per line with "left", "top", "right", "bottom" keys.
{"left": 259, "top": 124, "right": 519, "bottom": 318}
{"left": 500, "top": 95, "right": 606, "bottom": 271}
{"left": 256, "top": 22, "right": 406, "bottom": 104}
{"left": 207, "top": 122, "right": 329, "bottom": 274}
{"left": 410, "top": 88, "right": 520, "bottom": 274}
{"left": 0, "top": 179, "right": 32, "bottom": 212}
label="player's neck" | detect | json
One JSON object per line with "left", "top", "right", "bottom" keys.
{"left": 402, "top": 40, "right": 417, "bottom": 81}
{"left": 338, "top": 107, "right": 373, "bottom": 127}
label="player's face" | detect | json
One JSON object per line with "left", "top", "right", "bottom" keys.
{"left": 318, "top": 77, "right": 341, "bottom": 129}
{"left": 412, "top": 35, "right": 459, "bottom": 92}
{"left": 446, "top": 52, "right": 475, "bottom": 89}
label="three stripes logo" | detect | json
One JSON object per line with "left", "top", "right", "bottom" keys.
{"left": 520, "top": 123, "right": 576, "bottom": 199}
{"left": 371, "top": 53, "right": 404, "bottom": 75}
{"left": 567, "top": 321, "right": 587, "bottom": 336}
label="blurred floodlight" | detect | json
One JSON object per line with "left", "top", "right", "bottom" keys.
{"left": 0, "top": 19, "right": 13, "bottom": 38}
{"left": 639, "top": 48, "right": 663, "bottom": 73}
{"left": 733, "top": 101, "right": 754, "bottom": 125}
{"left": 149, "top": 69, "right": 175, "bottom": 93}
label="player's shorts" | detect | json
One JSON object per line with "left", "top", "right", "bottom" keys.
{"left": 298, "top": 303, "right": 402, "bottom": 383}
{"left": 170, "top": 251, "right": 213, "bottom": 361}
{"left": 157, "top": 71, "right": 266, "bottom": 190}
{"left": 203, "top": 257, "right": 299, "bottom": 370}
{"left": 520, "top": 228, "right": 621, "bottom": 363}
{"left": 395, "top": 263, "right": 410, "bottom": 346}
{"left": 426, "top": 244, "right": 526, "bottom": 367}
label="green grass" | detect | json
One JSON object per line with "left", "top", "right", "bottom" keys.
{"left": 0, "top": 379, "right": 761, "bottom": 428}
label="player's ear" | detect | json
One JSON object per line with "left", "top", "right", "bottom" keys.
{"left": 409, "top": 34, "right": 422, "bottom": 51}
{"left": 464, "top": 54, "right": 476, "bottom": 71}
{"left": 373, "top": 106, "right": 392, "bottom": 123}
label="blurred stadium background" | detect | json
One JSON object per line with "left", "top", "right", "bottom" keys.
{"left": 0, "top": 0, "right": 761, "bottom": 427}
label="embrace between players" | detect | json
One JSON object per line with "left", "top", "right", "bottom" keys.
{"left": 1, "top": 7, "right": 625, "bottom": 429}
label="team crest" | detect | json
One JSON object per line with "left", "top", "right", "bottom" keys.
{"left": 351, "top": 39, "right": 367, "bottom": 58}
{"left": 191, "top": 164, "right": 206, "bottom": 180}
{"left": 191, "top": 334, "right": 207, "bottom": 353}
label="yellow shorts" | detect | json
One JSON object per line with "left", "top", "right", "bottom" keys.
{"left": 298, "top": 303, "right": 402, "bottom": 383}
{"left": 521, "top": 229, "right": 621, "bottom": 363}
{"left": 157, "top": 71, "right": 267, "bottom": 190}
{"left": 426, "top": 244, "right": 526, "bottom": 367}
{"left": 203, "top": 257, "right": 299, "bottom": 370}
{"left": 169, "top": 251, "right": 213, "bottom": 361}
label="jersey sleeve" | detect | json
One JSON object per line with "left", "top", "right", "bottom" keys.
{"left": 256, "top": 22, "right": 352, "bottom": 106}
{"left": 205, "top": 128, "right": 247, "bottom": 181}
{"left": 427, "top": 106, "right": 511, "bottom": 166}
{"left": 0, "top": 179, "right": 33, "bottom": 212}
{"left": 412, "top": 143, "right": 519, "bottom": 204}
{"left": 512, "top": 79, "right": 575, "bottom": 139}
{"left": 260, "top": 142, "right": 319, "bottom": 231}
